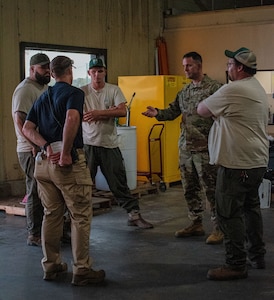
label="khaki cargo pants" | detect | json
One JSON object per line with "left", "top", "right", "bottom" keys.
{"left": 34, "top": 150, "right": 93, "bottom": 275}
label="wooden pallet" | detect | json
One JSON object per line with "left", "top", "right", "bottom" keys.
{"left": 0, "top": 197, "right": 25, "bottom": 216}
{"left": 0, "top": 196, "right": 112, "bottom": 217}
{"left": 131, "top": 182, "right": 159, "bottom": 197}
{"left": 0, "top": 182, "right": 157, "bottom": 217}
{"left": 92, "top": 197, "right": 112, "bottom": 215}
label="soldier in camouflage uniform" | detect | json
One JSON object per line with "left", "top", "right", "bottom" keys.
{"left": 142, "top": 52, "right": 223, "bottom": 244}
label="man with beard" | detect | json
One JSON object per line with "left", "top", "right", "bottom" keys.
{"left": 12, "top": 53, "right": 50, "bottom": 246}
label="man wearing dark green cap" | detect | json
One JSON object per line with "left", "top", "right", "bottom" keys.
{"left": 12, "top": 53, "right": 50, "bottom": 246}
{"left": 198, "top": 47, "right": 268, "bottom": 280}
{"left": 81, "top": 58, "right": 153, "bottom": 229}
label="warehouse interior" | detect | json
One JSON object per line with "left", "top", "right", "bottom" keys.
{"left": 1, "top": 0, "right": 274, "bottom": 299}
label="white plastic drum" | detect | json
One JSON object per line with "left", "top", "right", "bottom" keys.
{"left": 95, "top": 126, "right": 137, "bottom": 191}
{"left": 95, "top": 166, "right": 110, "bottom": 191}
{"left": 117, "top": 126, "right": 137, "bottom": 190}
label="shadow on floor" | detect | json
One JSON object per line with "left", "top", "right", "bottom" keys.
{"left": 1, "top": 185, "right": 274, "bottom": 300}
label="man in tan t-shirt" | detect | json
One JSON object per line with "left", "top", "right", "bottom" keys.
{"left": 12, "top": 53, "right": 50, "bottom": 246}
{"left": 81, "top": 58, "right": 153, "bottom": 229}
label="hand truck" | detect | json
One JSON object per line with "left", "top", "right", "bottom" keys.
{"left": 137, "top": 123, "right": 166, "bottom": 192}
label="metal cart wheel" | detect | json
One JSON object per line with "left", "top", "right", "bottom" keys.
{"left": 159, "top": 181, "right": 167, "bottom": 192}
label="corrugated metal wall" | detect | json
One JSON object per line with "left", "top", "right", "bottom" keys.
{"left": 0, "top": 0, "right": 164, "bottom": 194}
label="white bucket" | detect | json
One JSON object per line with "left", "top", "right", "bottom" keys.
{"left": 95, "top": 126, "right": 137, "bottom": 191}
{"left": 95, "top": 166, "right": 110, "bottom": 191}
{"left": 117, "top": 126, "right": 137, "bottom": 190}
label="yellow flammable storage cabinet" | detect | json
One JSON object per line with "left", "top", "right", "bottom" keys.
{"left": 118, "top": 75, "right": 190, "bottom": 185}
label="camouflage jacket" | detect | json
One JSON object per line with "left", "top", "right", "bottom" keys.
{"left": 156, "top": 75, "right": 222, "bottom": 152}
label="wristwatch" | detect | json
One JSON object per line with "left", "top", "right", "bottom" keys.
{"left": 42, "top": 142, "right": 50, "bottom": 152}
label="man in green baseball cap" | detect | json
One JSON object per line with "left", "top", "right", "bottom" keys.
{"left": 198, "top": 47, "right": 267, "bottom": 280}
{"left": 12, "top": 53, "right": 51, "bottom": 246}
{"left": 30, "top": 53, "right": 50, "bottom": 66}
{"left": 224, "top": 47, "right": 257, "bottom": 70}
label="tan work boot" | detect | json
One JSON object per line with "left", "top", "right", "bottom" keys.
{"left": 43, "top": 262, "right": 68, "bottom": 281}
{"left": 175, "top": 220, "right": 205, "bottom": 238}
{"left": 72, "top": 268, "right": 106, "bottom": 286}
{"left": 27, "top": 234, "right": 41, "bottom": 247}
{"left": 207, "top": 265, "right": 248, "bottom": 281}
{"left": 206, "top": 228, "right": 224, "bottom": 245}
{"left": 128, "top": 211, "right": 154, "bottom": 229}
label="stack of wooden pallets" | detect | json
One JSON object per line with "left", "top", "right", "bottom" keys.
{"left": 0, "top": 182, "right": 158, "bottom": 217}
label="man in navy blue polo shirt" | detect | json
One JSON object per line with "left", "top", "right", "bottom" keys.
{"left": 23, "top": 55, "right": 105, "bottom": 286}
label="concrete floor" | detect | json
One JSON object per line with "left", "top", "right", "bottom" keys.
{"left": 1, "top": 184, "right": 274, "bottom": 300}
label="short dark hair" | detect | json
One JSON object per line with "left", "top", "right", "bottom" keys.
{"left": 50, "top": 56, "right": 74, "bottom": 77}
{"left": 234, "top": 59, "right": 257, "bottom": 75}
{"left": 183, "top": 52, "right": 202, "bottom": 64}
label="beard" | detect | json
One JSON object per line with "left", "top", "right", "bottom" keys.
{"left": 35, "top": 72, "right": 50, "bottom": 85}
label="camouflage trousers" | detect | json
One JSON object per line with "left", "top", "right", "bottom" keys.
{"left": 179, "top": 150, "right": 217, "bottom": 223}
